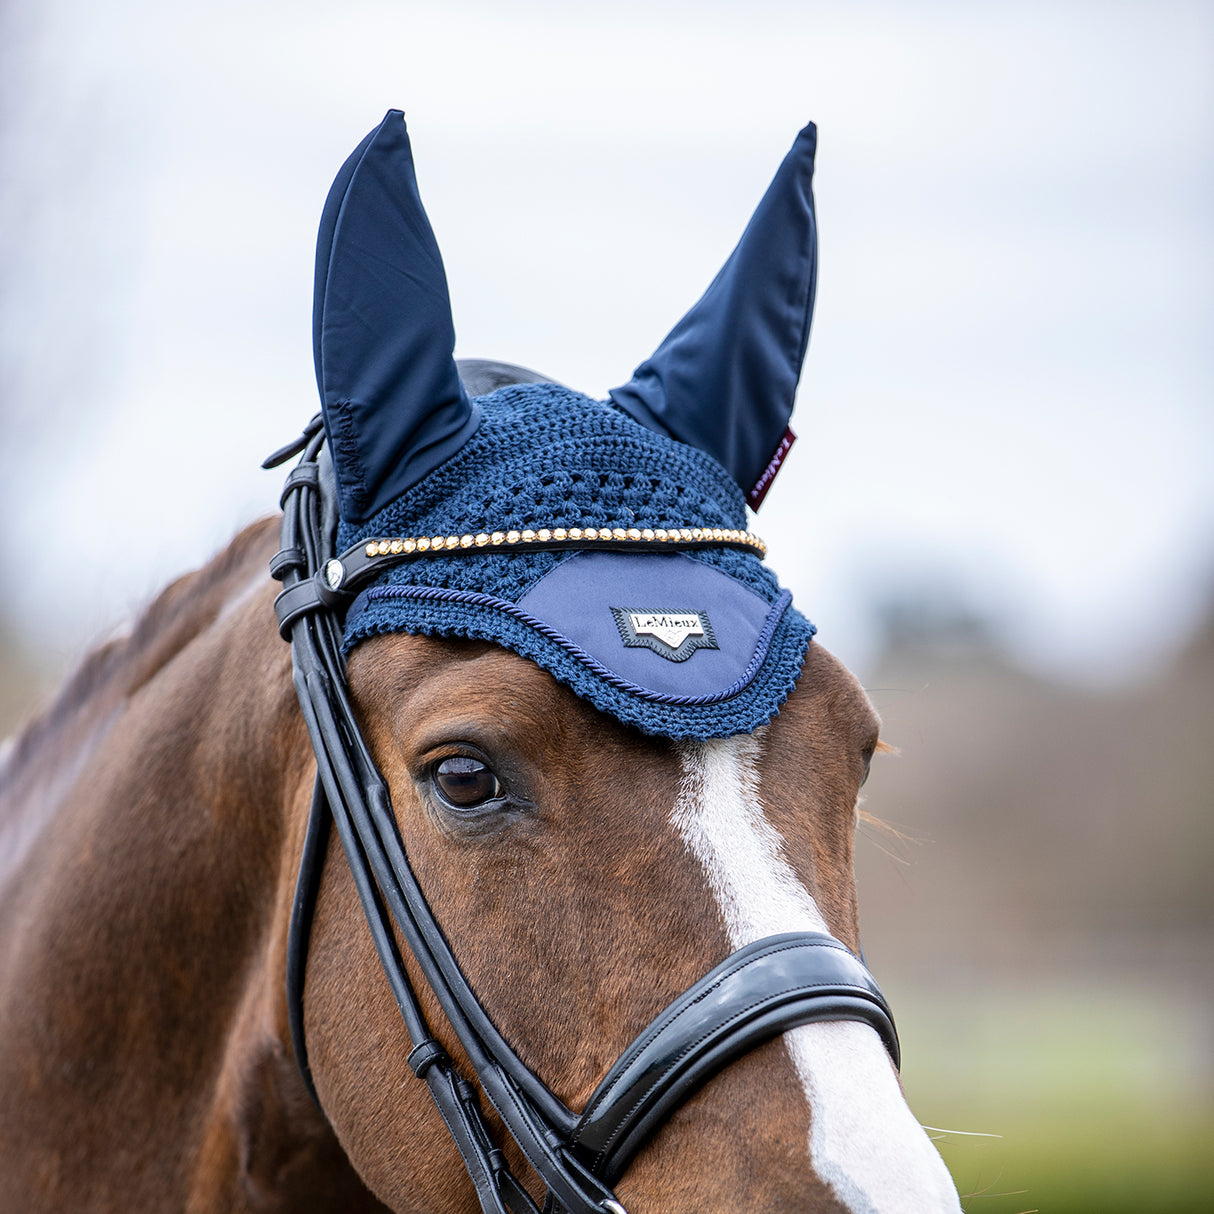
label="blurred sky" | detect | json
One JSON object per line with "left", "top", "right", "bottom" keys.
{"left": 1, "top": 0, "right": 1211, "bottom": 684}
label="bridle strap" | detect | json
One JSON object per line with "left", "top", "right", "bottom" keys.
{"left": 269, "top": 420, "right": 898, "bottom": 1214}
{"left": 572, "top": 933, "right": 899, "bottom": 1183}
{"left": 285, "top": 778, "right": 329, "bottom": 1103}
{"left": 273, "top": 422, "right": 616, "bottom": 1214}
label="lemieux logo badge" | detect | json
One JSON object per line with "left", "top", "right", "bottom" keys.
{"left": 611, "top": 607, "right": 719, "bottom": 662}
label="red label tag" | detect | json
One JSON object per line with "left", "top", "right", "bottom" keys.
{"left": 746, "top": 426, "right": 796, "bottom": 510}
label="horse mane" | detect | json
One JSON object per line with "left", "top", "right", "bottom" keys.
{"left": 1, "top": 516, "right": 278, "bottom": 794}
{"left": 5, "top": 367, "right": 545, "bottom": 788}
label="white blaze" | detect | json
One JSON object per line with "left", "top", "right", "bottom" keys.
{"left": 672, "top": 737, "right": 961, "bottom": 1213}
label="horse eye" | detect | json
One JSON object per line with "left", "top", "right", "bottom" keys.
{"left": 433, "top": 757, "right": 503, "bottom": 809}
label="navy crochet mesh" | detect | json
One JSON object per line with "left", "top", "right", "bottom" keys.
{"left": 340, "top": 382, "right": 816, "bottom": 739}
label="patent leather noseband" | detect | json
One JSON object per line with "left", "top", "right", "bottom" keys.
{"left": 575, "top": 933, "right": 898, "bottom": 1184}
{"left": 268, "top": 418, "right": 900, "bottom": 1214}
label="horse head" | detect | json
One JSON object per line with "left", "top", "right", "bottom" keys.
{"left": 277, "top": 111, "right": 961, "bottom": 1212}
{"left": 0, "top": 109, "right": 961, "bottom": 1213}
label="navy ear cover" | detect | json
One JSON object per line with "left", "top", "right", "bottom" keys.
{"left": 609, "top": 124, "right": 818, "bottom": 502}
{"left": 313, "top": 110, "right": 478, "bottom": 526}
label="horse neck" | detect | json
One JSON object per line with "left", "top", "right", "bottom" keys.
{"left": 4, "top": 519, "right": 298, "bottom": 899}
{"left": 0, "top": 519, "right": 366, "bottom": 1209}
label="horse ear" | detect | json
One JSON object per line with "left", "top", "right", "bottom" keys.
{"left": 609, "top": 123, "right": 819, "bottom": 508}
{"left": 313, "top": 110, "right": 477, "bottom": 526}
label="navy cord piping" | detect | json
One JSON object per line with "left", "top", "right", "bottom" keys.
{"left": 357, "top": 585, "right": 800, "bottom": 706}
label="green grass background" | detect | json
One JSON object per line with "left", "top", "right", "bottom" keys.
{"left": 896, "top": 985, "right": 1214, "bottom": 1213}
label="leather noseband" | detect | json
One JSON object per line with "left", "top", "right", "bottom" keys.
{"left": 573, "top": 932, "right": 898, "bottom": 1183}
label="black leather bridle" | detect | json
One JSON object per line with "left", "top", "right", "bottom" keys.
{"left": 267, "top": 416, "right": 901, "bottom": 1214}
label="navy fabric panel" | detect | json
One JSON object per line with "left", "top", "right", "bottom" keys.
{"left": 312, "top": 125, "right": 376, "bottom": 402}
{"left": 314, "top": 110, "right": 477, "bottom": 525}
{"left": 516, "top": 552, "right": 774, "bottom": 698}
{"left": 609, "top": 123, "right": 818, "bottom": 497}
{"left": 333, "top": 383, "right": 818, "bottom": 738}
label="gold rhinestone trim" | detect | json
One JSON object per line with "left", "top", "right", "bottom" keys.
{"left": 362, "top": 525, "right": 766, "bottom": 561}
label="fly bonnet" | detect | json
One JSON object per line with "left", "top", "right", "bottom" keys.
{"left": 311, "top": 110, "right": 821, "bottom": 740}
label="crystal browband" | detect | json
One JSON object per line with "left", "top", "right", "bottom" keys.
{"left": 315, "top": 525, "right": 768, "bottom": 600}
{"left": 363, "top": 524, "right": 765, "bottom": 559}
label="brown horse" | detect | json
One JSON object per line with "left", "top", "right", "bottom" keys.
{"left": 0, "top": 511, "right": 959, "bottom": 1211}
{"left": 0, "top": 110, "right": 962, "bottom": 1211}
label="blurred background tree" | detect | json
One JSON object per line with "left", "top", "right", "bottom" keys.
{"left": 857, "top": 586, "right": 1214, "bottom": 1211}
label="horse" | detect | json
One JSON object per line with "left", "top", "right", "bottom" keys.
{"left": 0, "top": 113, "right": 962, "bottom": 1212}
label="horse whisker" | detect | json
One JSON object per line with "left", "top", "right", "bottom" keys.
{"left": 919, "top": 1126, "right": 1003, "bottom": 1138}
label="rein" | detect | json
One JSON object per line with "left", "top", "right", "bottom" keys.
{"left": 268, "top": 418, "right": 900, "bottom": 1214}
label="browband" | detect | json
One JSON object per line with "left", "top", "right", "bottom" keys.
{"left": 272, "top": 510, "right": 767, "bottom": 642}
